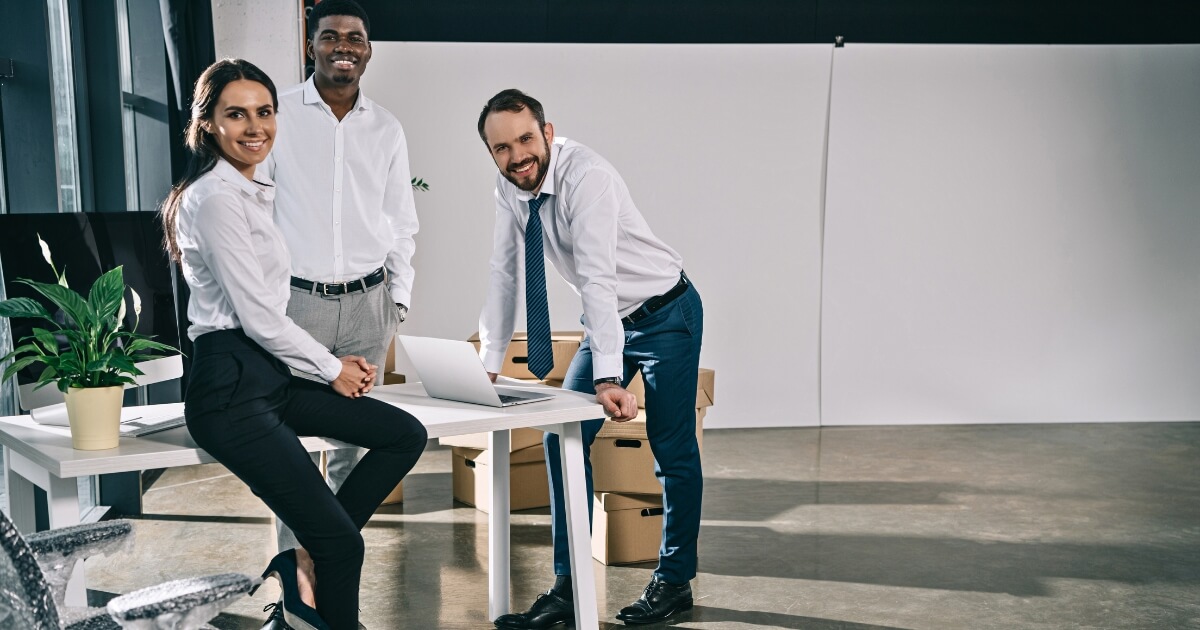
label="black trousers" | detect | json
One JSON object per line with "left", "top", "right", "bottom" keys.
{"left": 185, "top": 329, "right": 427, "bottom": 630}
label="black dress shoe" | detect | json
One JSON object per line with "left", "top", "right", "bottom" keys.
{"left": 494, "top": 591, "right": 575, "bottom": 629}
{"left": 615, "top": 575, "right": 693, "bottom": 625}
{"left": 261, "top": 601, "right": 292, "bottom": 629}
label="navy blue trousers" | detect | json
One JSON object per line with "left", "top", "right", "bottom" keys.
{"left": 544, "top": 283, "right": 704, "bottom": 584}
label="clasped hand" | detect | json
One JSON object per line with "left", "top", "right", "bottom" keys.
{"left": 332, "top": 355, "right": 377, "bottom": 398}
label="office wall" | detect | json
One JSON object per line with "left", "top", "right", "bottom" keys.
{"left": 211, "top": 0, "right": 303, "bottom": 88}
{"left": 821, "top": 44, "right": 1200, "bottom": 425}
{"left": 365, "top": 43, "right": 832, "bottom": 428}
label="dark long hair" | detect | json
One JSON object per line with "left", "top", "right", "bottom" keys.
{"left": 160, "top": 58, "right": 278, "bottom": 261}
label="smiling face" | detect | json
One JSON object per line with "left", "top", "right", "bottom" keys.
{"left": 308, "top": 15, "right": 372, "bottom": 87}
{"left": 483, "top": 108, "right": 555, "bottom": 193}
{"left": 204, "top": 79, "right": 276, "bottom": 179}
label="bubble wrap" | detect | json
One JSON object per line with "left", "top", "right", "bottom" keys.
{"left": 26, "top": 521, "right": 134, "bottom": 609}
{"left": 0, "top": 508, "right": 61, "bottom": 630}
{"left": 60, "top": 606, "right": 120, "bottom": 629}
{"left": 106, "top": 573, "right": 257, "bottom": 630}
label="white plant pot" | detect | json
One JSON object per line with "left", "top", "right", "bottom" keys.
{"left": 63, "top": 386, "right": 123, "bottom": 450}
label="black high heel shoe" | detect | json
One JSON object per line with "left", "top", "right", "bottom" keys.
{"left": 249, "top": 549, "right": 331, "bottom": 630}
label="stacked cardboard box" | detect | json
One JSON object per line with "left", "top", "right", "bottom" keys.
{"left": 445, "top": 331, "right": 585, "bottom": 512}
{"left": 589, "top": 368, "right": 715, "bottom": 564}
{"left": 592, "top": 492, "right": 665, "bottom": 565}
{"left": 467, "top": 331, "right": 585, "bottom": 382}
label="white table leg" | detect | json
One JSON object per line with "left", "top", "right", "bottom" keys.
{"left": 488, "top": 429, "right": 511, "bottom": 621}
{"left": 558, "top": 422, "right": 599, "bottom": 629}
{"left": 5, "top": 447, "right": 86, "bottom": 606}
{"left": 3, "top": 445, "right": 37, "bottom": 534}
{"left": 47, "top": 472, "right": 85, "bottom": 607}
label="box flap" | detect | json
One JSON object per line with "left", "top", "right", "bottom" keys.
{"left": 596, "top": 492, "right": 663, "bottom": 512}
{"left": 595, "top": 409, "right": 650, "bottom": 440}
{"left": 453, "top": 444, "right": 545, "bottom": 466}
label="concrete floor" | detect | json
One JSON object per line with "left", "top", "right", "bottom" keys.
{"left": 60, "top": 423, "right": 1200, "bottom": 628}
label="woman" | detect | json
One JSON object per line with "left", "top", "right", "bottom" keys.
{"left": 160, "top": 58, "right": 426, "bottom": 630}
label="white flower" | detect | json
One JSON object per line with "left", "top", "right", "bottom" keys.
{"left": 117, "top": 294, "right": 127, "bottom": 328}
{"left": 131, "top": 288, "right": 142, "bottom": 317}
{"left": 37, "top": 234, "right": 54, "bottom": 268}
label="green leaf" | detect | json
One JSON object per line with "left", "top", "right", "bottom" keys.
{"left": 31, "top": 328, "right": 60, "bottom": 355}
{"left": 124, "top": 338, "right": 179, "bottom": 355}
{"left": 2, "top": 356, "right": 42, "bottom": 382}
{"left": 85, "top": 358, "right": 110, "bottom": 372}
{"left": 15, "top": 279, "right": 93, "bottom": 328}
{"left": 107, "top": 354, "right": 140, "bottom": 374}
{"left": 0, "top": 297, "right": 54, "bottom": 321}
{"left": 87, "top": 266, "right": 125, "bottom": 321}
{"left": 1, "top": 344, "right": 42, "bottom": 363}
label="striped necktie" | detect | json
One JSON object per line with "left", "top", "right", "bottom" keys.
{"left": 524, "top": 194, "right": 554, "bottom": 380}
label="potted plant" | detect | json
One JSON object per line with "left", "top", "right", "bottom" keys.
{"left": 0, "top": 235, "right": 179, "bottom": 450}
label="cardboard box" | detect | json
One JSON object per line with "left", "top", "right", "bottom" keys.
{"left": 468, "top": 331, "right": 584, "bottom": 381}
{"left": 452, "top": 445, "right": 550, "bottom": 513}
{"left": 592, "top": 492, "right": 663, "bottom": 565}
{"left": 323, "top": 445, "right": 405, "bottom": 506}
{"left": 440, "top": 427, "right": 545, "bottom": 452}
{"left": 594, "top": 406, "right": 707, "bottom": 450}
{"left": 591, "top": 408, "right": 705, "bottom": 495}
{"left": 381, "top": 480, "right": 404, "bottom": 505}
{"left": 625, "top": 368, "right": 715, "bottom": 409}
{"left": 382, "top": 372, "right": 406, "bottom": 385}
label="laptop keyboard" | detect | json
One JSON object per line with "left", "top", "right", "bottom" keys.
{"left": 497, "top": 393, "right": 526, "bottom": 404}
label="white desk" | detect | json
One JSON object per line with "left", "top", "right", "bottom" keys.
{"left": 0, "top": 382, "right": 605, "bottom": 629}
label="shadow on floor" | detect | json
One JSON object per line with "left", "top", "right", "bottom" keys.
{"left": 646, "top": 605, "right": 913, "bottom": 629}
{"left": 701, "top": 478, "right": 999, "bottom": 522}
{"left": 698, "top": 527, "right": 1200, "bottom": 596}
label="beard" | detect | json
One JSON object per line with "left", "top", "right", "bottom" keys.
{"left": 502, "top": 139, "right": 552, "bottom": 192}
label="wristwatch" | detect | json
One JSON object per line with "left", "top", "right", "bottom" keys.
{"left": 593, "top": 376, "right": 621, "bottom": 388}
{"left": 396, "top": 303, "right": 408, "bottom": 322}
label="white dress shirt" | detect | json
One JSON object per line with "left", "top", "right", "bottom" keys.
{"left": 267, "top": 77, "right": 419, "bottom": 306}
{"left": 176, "top": 158, "right": 343, "bottom": 382}
{"left": 478, "top": 138, "right": 684, "bottom": 381}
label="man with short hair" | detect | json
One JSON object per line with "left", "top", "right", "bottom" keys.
{"left": 476, "top": 89, "right": 705, "bottom": 628}
{"left": 265, "top": 0, "right": 418, "bottom": 623}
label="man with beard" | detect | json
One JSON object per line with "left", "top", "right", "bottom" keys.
{"left": 476, "top": 89, "right": 705, "bottom": 629}
{"left": 264, "top": 0, "right": 418, "bottom": 621}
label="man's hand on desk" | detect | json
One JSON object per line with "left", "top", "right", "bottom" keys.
{"left": 332, "top": 355, "right": 377, "bottom": 398}
{"left": 596, "top": 383, "right": 637, "bottom": 422}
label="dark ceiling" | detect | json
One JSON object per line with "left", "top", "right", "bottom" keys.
{"left": 355, "top": 0, "right": 1200, "bottom": 45}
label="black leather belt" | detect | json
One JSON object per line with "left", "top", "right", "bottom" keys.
{"left": 290, "top": 267, "right": 386, "bottom": 296}
{"left": 622, "top": 271, "right": 690, "bottom": 326}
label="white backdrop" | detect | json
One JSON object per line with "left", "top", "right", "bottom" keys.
{"left": 364, "top": 43, "right": 833, "bottom": 429}
{"left": 821, "top": 44, "right": 1200, "bottom": 425}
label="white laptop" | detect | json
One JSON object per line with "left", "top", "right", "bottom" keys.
{"left": 398, "top": 336, "right": 556, "bottom": 407}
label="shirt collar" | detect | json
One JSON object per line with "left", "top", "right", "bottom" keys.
{"left": 514, "top": 138, "right": 564, "bottom": 203}
{"left": 212, "top": 158, "right": 276, "bottom": 201}
{"left": 301, "top": 75, "right": 372, "bottom": 112}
